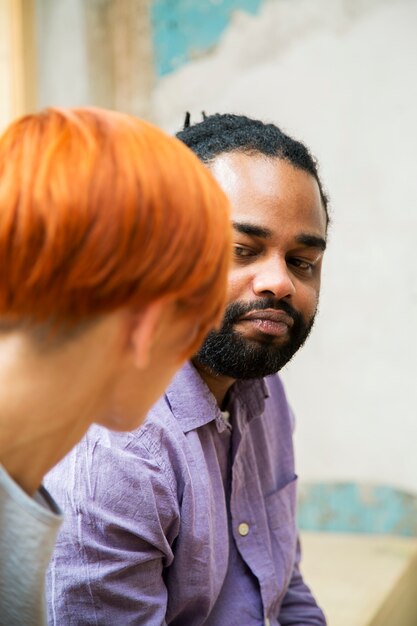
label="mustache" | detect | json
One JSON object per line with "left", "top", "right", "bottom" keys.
{"left": 223, "top": 298, "right": 302, "bottom": 326}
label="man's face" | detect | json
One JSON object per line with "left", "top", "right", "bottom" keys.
{"left": 195, "top": 151, "right": 327, "bottom": 379}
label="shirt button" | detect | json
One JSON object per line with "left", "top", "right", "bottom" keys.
{"left": 238, "top": 522, "right": 250, "bottom": 536}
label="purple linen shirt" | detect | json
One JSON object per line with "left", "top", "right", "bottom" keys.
{"left": 45, "top": 362, "right": 326, "bottom": 625}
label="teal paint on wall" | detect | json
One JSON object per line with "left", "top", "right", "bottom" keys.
{"left": 298, "top": 483, "right": 417, "bottom": 537}
{"left": 151, "top": 0, "right": 264, "bottom": 76}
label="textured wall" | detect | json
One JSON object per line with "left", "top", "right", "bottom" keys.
{"left": 298, "top": 483, "right": 417, "bottom": 536}
{"left": 35, "top": 0, "right": 155, "bottom": 118}
{"left": 151, "top": 0, "right": 263, "bottom": 76}
{"left": 152, "top": 0, "right": 417, "bottom": 494}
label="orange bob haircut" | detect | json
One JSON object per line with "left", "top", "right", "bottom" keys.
{"left": 0, "top": 107, "right": 231, "bottom": 354}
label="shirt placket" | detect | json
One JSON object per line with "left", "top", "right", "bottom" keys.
{"left": 230, "top": 401, "right": 279, "bottom": 625}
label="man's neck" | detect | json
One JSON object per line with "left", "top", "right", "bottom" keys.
{"left": 192, "top": 359, "right": 235, "bottom": 409}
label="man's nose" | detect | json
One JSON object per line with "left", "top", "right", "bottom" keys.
{"left": 252, "top": 258, "right": 296, "bottom": 299}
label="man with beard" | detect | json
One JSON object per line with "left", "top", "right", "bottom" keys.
{"left": 45, "top": 114, "right": 328, "bottom": 625}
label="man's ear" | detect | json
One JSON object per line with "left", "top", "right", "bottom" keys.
{"left": 128, "top": 299, "right": 167, "bottom": 369}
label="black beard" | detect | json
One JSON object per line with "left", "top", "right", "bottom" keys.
{"left": 195, "top": 298, "right": 316, "bottom": 380}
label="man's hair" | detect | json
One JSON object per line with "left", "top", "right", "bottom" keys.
{"left": 0, "top": 107, "right": 231, "bottom": 354}
{"left": 177, "top": 112, "right": 329, "bottom": 223}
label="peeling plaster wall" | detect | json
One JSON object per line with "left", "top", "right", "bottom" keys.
{"left": 153, "top": 0, "right": 417, "bottom": 494}
{"left": 35, "top": 0, "right": 154, "bottom": 118}
{"left": 151, "top": 0, "right": 263, "bottom": 76}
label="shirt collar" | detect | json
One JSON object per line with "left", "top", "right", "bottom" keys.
{"left": 165, "top": 362, "right": 221, "bottom": 433}
{"left": 165, "top": 362, "right": 270, "bottom": 434}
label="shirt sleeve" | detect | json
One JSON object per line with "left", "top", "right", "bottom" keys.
{"left": 278, "top": 538, "right": 327, "bottom": 625}
{"left": 46, "top": 434, "right": 180, "bottom": 626}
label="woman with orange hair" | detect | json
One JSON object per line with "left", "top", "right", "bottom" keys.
{"left": 0, "top": 107, "right": 231, "bottom": 624}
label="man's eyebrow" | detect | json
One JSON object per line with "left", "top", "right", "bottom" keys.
{"left": 233, "top": 222, "right": 327, "bottom": 251}
{"left": 296, "top": 234, "right": 327, "bottom": 251}
{"left": 232, "top": 222, "right": 272, "bottom": 239}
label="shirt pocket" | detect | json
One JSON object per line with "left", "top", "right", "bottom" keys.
{"left": 264, "top": 476, "right": 298, "bottom": 596}
{"left": 265, "top": 475, "right": 298, "bottom": 530}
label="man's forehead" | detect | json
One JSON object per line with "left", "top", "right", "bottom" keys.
{"left": 208, "top": 151, "right": 275, "bottom": 189}
{"left": 209, "top": 151, "right": 320, "bottom": 203}
{"left": 208, "top": 152, "right": 327, "bottom": 238}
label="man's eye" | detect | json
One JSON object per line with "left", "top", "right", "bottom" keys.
{"left": 234, "top": 246, "right": 255, "bottom": 258}
{"left": 289, "top": 258, "right": 314, "bottom": 272}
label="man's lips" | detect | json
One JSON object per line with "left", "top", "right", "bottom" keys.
{"left": 237, "top": 309, "right": 294, "bottom": 337}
